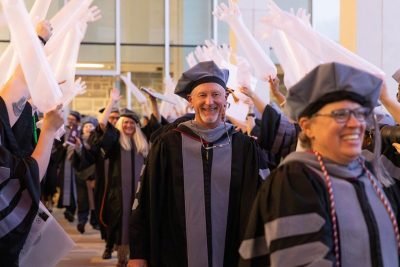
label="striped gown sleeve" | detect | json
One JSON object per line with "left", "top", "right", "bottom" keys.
{"left": 0, "top": 138, "right": 40, "bottom": 263}
{"left": 239, "top": 162, "right": 335, "bottom": 267}
{"left": 258, "top": 104, "right": 299, "bottom": 168}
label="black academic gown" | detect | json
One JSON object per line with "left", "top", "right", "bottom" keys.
{"left": 239, "top": 152, "right": 400, "bottom": 267}
{"left": 53, "top": 132, "right": 77, "bottom": 213}
{"left": 130, "top": 123, "right": 265, "bottom": 267}
{"left": 71, "top": 138, "right": 96, "bottom": 221}
{"left": 92, "top": 123, "right": 144, "bottom": 245}
{"left": 0, "top": 97, "right": 40, "bottom": 266}
{"left": 81, "top": 117, "right": 161, "bottom": 240}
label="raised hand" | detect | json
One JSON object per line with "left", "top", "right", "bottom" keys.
{"left": 215, "top": 0, "right": 277, "bottom": 80}
{"left": 213, "top": 0, "right": 242, "bottom": 25}
{"left": 77, "top": 5, "right": 102, "bottom": 40}
{"left": 61, "top": 78, "right": 87, "bottom": 107}
{"left": 86, "top": 5, "right": 102, "bottom": 23}
{"left": 110, "top": 88, "right": 122, "bottom": 103}
{"left": 291, "top": 8, "right": 311, "bottom": 26}
{"left": 204, "top": 40, "right": 225, "bottom": 66}
{"left": 74, "top": 78, "right": 87, "bottom": 95}
{"left": 186, "top": 52, "right": 198, "bottom": 68}
{"left": 266, "top": 0, "right": 284, "bottom": 19}
{"left": 74, "top": 137, "right": 82, "bottom": 151}
{"left": 262, "top": 1, "right": 286, "bottom": 28}
{"left": 42, "top": 104, "right": 64, "bottom": 133}
{"left": 239, "top": 86, "right": 254, "bottom": 99}
{"left": 194, "top": 46, "right": 210, "bottom": 62}
{"left": 268, "top": 76, "right": 280, "bottom": 94}
{"left": 163, "top": 74, "right": 177, "bottom": 95}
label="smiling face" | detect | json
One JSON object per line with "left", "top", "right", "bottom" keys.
{"left": 121, "top": 116, "right": 136, "bottom": 136}
{"left": 67, "top": 115, "right": 79, "bottom": 128}
{"left": 300, "top": 100, "right": 367, "bottom": 165}
{"left": 188, "top": 82, "right": 227, "bottom": 129}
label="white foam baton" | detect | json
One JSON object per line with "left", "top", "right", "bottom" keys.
{"left": 214, "top": 0, "right": 277, "bottom": 81}
{"left": 159, "top": 74, "right": 188, "bottom": 119}
{"left": 264, "top": 0, "right": 385, "bottom": 79}
{"left": 1, "top": 0, "right": 62, "bottom": 112}
{"left": 45, "top": 0, "right": 93, "bottom": 55}
{"left": 0, "top": 0, "right": 52, "bottom": 88}
{"left": 120, "top": 73, "right": 148, "bottom": 104}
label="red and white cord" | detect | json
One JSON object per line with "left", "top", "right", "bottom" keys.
{"left": 314, "top": 151, "right": 340, "bottom": 267}
{"left": 359, "top": 159, "right": 400, "bottom": 252}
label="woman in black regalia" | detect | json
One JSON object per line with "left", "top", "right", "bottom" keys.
{"left": 239, "top": 62, "right": 400, "bottom": 267}
{"left": 92, "top": 88, "right": 149, "bottom": 267}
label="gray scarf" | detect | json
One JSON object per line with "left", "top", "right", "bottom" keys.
{"left": 281, "top": 151, "right": 364, "bottom": 179}
{"left": 180, "top": 120, "right": 233, "bottom": 143}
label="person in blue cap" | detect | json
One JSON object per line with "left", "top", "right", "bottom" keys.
{"left": 128, "top": 61, "right": 268, "bottom": 267}
{"left": 239, "top": 62, "right": 400, "bottom": 267}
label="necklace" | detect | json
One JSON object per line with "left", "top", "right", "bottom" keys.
{"left": 314, "top": 151, "right": 400, "bottom": 267}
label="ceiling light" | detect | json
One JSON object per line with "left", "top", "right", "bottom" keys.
{"left": 76, "top": 63, "right": 105, "bottom": 68}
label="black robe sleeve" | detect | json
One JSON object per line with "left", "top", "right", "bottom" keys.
{"left": 161, "top": 116, "right": 169, "bottom": 126}
{"left": 239, "top": 162, "right": 335, "bottom": 267}
{"left": 0, "top": 143, "right": 40, "bottom": 200}
{"left": 258, "top": 104, "right": 300, "bottom": 168}
{"left": 249, "top": 118, "right": 261, "bottom": 139}
{"left": 141, "top": 114, "right": 163, "bottom": 141}
{"left": 0, "top": 133, "right": 40, "bottom": 264}
{"left": 89, "top": 122, "right": 120, "bottom": 158}
{"left": 379, "top": 125, "right": 400, "bottom": 180}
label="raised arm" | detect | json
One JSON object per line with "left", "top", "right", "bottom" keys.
{"left": 149, "top": 95, "right": 161, "bottom": 123}
{"left": 98, "top": 88, "right": 121, "bottom": 130}
{"left": 31, "top": 104, "right": 64, "bottom": 179}
{"left": 269, "top": 76, "right": 286, "bottom": 107}
{"left": 0, "top": 20, "right": 54, "bottom": 127}
{"left": 239, "top": 86, "right": 267, "bottom": 114}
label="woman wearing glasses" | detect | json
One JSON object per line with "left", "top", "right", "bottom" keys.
{"left": 239, "top": 62, "right": 400, "bottom": 267}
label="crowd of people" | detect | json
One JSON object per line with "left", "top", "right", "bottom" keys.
{"left": 2, "top": 22, "right": 400, "bottom": 267}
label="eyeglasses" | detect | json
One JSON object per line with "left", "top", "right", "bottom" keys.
{"left": 313, "top": 107, "right": 371, "bottom": 123}
{"left": 109, "top": 116, "right": 120, "bottom": 121}
{"left": 198, "top": 123, "right": 232, "bottom": 150}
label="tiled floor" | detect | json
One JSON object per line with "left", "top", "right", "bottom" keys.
{"left": 53, "top": 208, "right": 117, "bottom": 267}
